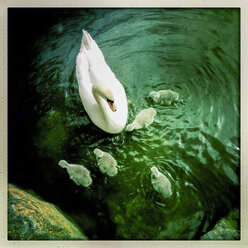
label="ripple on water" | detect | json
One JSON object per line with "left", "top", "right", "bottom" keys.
{"left": 27, "top": 8, "right": 240, "bottom": 239}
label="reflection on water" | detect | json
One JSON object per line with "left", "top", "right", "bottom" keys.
{"left": 9, "top": 8, "right": 240, "bottom": 239}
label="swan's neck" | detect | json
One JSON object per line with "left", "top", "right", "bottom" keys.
{"left": 92, "top": 85, "right": 109, "bottom": 124}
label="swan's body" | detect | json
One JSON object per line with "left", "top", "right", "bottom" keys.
{"left": 149, "top": 89, "right": 179, "bottom": 105}
{"left": 76, "top": 30, "right": 128, "bottom": 133}
{"left": 151, "top": 166, "right": 172, "bottom": 198}
{"left": 126, "top": 108, "right": 157, "bottom": 131}
{"left": 93, "top": 148, "right": 118, "bottom": 177}
{"left": 58, "top": 160, "right": 92, "bottom": 187}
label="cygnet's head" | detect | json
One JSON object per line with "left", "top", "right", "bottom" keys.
{"left": 94, "top": 148, "right": 104, "bottom": 158}
{"left": 149, "top": 91, "right": 160, "bottom": 102}
{"left": 58, "top": 160, "right": 68, "bottom": 169}
{"left": 126, "top": 123, "right": 135, "bottom": 132}
{"left": 151, "top": 166, "right": 160, "bottom": 177}
{"left": 147, "top": 107, "right": 157, "bottom": 116}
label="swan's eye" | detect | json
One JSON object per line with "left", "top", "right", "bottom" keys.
{"left": 106, "top": 98, "right": 114, "bottom": 104}
{"left": 106, "top": 98, "right": 117, "bottom": 112}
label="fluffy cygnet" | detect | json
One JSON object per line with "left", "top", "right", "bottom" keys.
{"left": 150, "top": 166, "right": 172, "bottom": 198}
{"left": 149, "top": 89, "right": 179, "bottom": 105}
{"left": 126, "top": 107, "right": 157, "bottom": 132}
{"left": 58, "top": 160, "right": 92, "bottom": 187}
{"left": 93, "top": 148, "right": 118, "bottom": 177}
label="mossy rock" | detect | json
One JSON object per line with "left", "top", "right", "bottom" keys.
{"left": 8, "top": 184, "right": 87, "bottom": 240}
{"left": 200, "top": 209, "right": 240, "bottom": 240}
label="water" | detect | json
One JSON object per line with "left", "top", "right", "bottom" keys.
{"left": 9, "top": 8, "right": 240, "bottom": 239}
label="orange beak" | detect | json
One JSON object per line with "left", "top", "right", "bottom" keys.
{"left": 107, "top": 100, "right": 117, "bottom": 112}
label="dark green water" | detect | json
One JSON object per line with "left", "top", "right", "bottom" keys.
{"left": 9, "top": 8, "right": 240, "bottom": 239}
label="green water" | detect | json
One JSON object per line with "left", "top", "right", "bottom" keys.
{"left": 22, "top": 8, "right": 240, "bottom": 239}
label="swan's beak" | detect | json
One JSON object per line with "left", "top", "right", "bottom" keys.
{"left": 107, "top": 100, "right": 117, "bottom": 112}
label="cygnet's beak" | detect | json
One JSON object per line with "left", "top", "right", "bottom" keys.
{"left": 107, "top": 99, "right": 117, "bottom": 112}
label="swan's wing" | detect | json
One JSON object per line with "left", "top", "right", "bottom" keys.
{"left": 76, "top": 50, "right": 93, "bottom": 102}
{"left": 80, "top": 30, "right": 105, "bottom": 65}
{"left": 81, "top": 30, "right": 117, "bottom": 88}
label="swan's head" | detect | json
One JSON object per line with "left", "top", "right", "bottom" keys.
{"left": 106, "top": 97, "right": 117, "bottom": 112}
{"left": 103, "top": 89, "right": 117, "bottom": 112}
{"left": 93, "top": 84, "right": 117, "bottom": 112}
{"left": 151, "top": 166, "right": 160, "bottom": 178}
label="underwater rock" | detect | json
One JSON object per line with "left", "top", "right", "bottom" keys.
{"left": 126, "top": 107, "right": 157, "bottom": 131}
{"left": 93, "top": 148, "right": 118, "bottom": 177}
{"left": 200, "top": 209, "right": 240, "bottom": 240}
{"left": 149, "top": 89, "right": 179, "bottom": 105}
{"left": 150, "top": 166, "right": 172, "bottom": 198}
{"left": 8, "top": 184, "right": 87, "bottom": 240}
{"left": 58, "top": 160, "right": 92, "bottom": 187}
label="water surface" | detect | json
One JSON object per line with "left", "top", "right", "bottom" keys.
{"left": 9, "top": 8, "right": 240, "bottom": 239}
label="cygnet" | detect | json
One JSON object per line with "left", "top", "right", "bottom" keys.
{"left": 149, "top": 89, "right": 179, "bottom": 105}
{"left": 150, "top": 166, "right": 172, "bottom": 198}
{"left": 93, "top": 148, "right": 118, "bottom": 177}
{"left": 126, "top": 107, "right": 157, "bottom": 132}
{"left": 58, "top": 160, "right": 92, "bottom": 187}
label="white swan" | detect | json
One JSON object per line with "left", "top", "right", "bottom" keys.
{"left": 93, "top": 148, "right": 118, "bottom": 177}
{"left": 151, "top": 166, "right": 172, "bottom": 198}
{"left": 58, "top": 160, "right": 92, "bottom": 187}
{"left": 126, "top": 107, "right": 157, "bottom": 131}
{"left": 76, "top": 30, "right": 128, "bottom": 134}
{"left": 149, "top": 89, "right": 179, "bottom": 105}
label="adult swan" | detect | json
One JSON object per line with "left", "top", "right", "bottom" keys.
{"left": 76, "top": 30, "right": 128, "bottom": 134}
